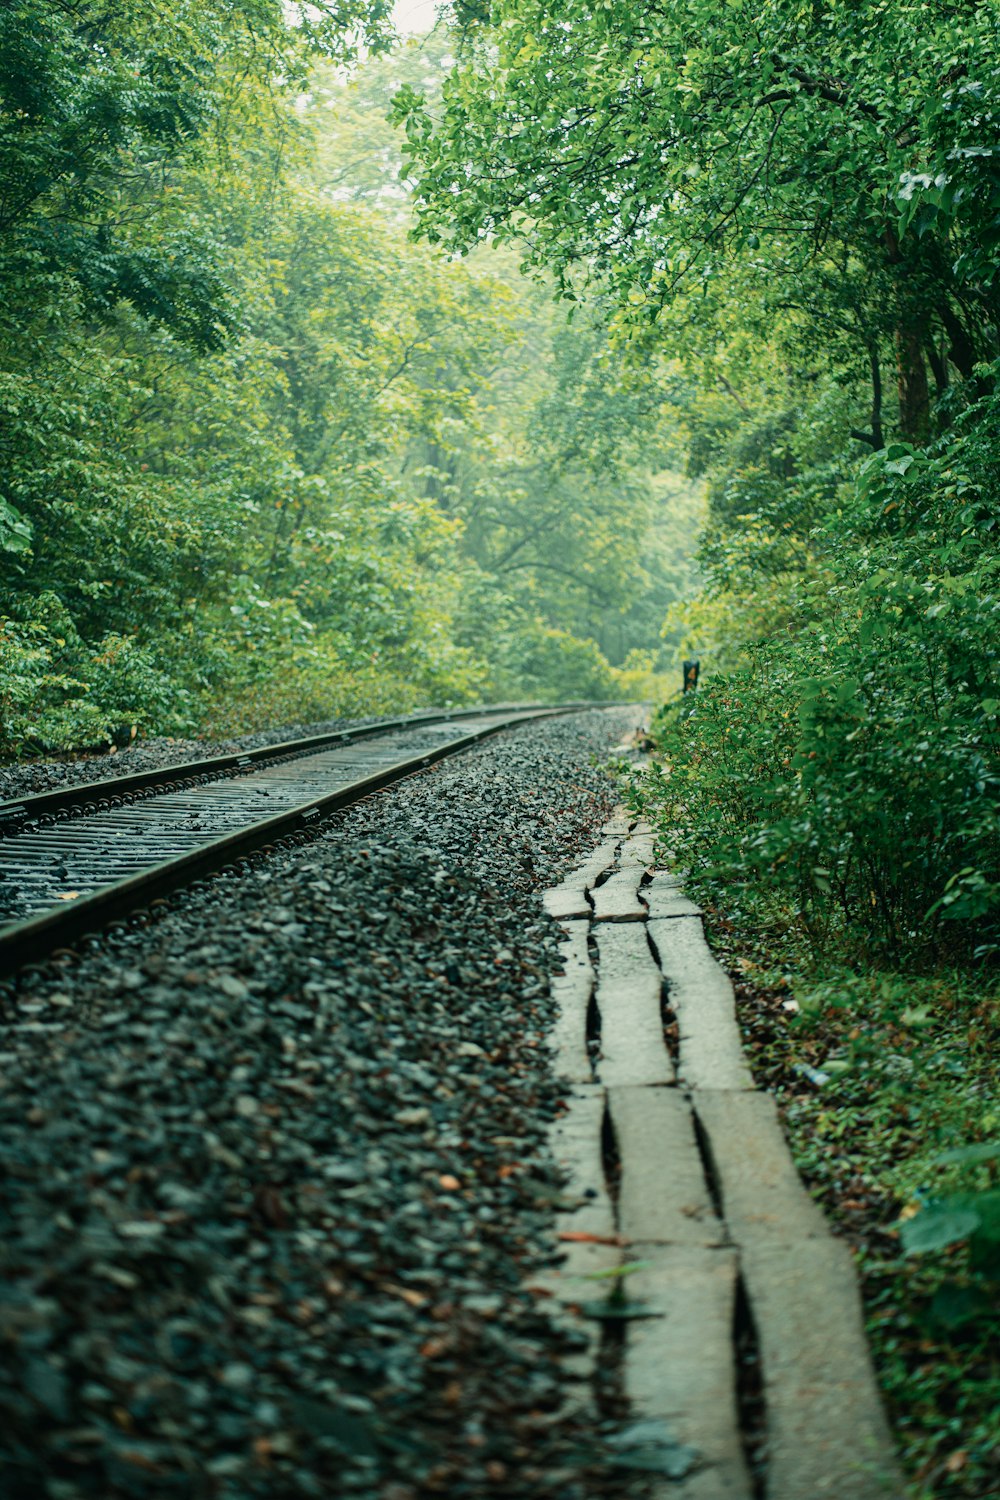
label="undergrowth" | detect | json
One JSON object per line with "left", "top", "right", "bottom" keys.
{"left": 622, "top": 670, "right": 999, "bottom": 1497}
{"left": 714, "top": 930, "right": 1000, "bottom": 1499}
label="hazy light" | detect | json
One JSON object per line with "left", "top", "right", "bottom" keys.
{"left": 394, "top": 0, "right": 440, "bottom": 34}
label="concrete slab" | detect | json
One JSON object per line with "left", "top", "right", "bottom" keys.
{"left": 551, "top": 1087, "right": 615, "bottom": 1241}
{"left": 693, "top": 1090, "right": 828, "bottom": 1243}
{"left": 594, "top": 923, "right": 674, "bottom": 1086}
{"left": 540, "top": 831, "right": 902, "bottom": 1497}
{"left": 544, "top": 1085, "right": 621, "bottom": 1383}
{"left": 609, "top": 1086, "right": 721, "bottom": 1246}
{"left": 645, "top": 872, "right": 703, "bottom": 919}
{"left": 544, "top": 887, "right": 592, "bottom": 921}
{"left": 648, "top": 917, "right": 753, "bottom": 1091}
{"left": 742, "top": 1237, "right": 904, "bottom": 1499}
{"left": 619, "top": 833, "right": 656, "bottom": 869}
{"left": 624, "top": 1247, "right": 752, "bottom": 1500}
{"left": 574, "top": 837, "right": 621, "bottom": 887}
{"left": 549, "top": 920, "right": 594, "bottom": 1084}
{"left": 592, "top": 866, "right": 647, "bottom": 922}
{"left": 543, "top": 839, "right": 620, "bottom": 921}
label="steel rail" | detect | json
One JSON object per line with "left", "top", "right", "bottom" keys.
{"left": 0, "top": 700, "right": 600, "bottom": 831}
{"left": 0, "top": 703, "right": 601, "bottom": 977}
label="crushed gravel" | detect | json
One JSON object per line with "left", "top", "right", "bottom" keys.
{"left": 0, "top": 707, "right": 647, "bottom": 1500}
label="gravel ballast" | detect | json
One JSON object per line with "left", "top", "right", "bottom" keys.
{"left": 1, "top": 708, "right": 646, "bottom": 1500}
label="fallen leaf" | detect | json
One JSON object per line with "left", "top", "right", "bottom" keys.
{"left": 419, "top": 1336, "right": 452, "bottom": 1360}
{"left": 381, "top": 1282, "right": 427, "bottom": 1309}
{"left": 557, "top": 1231, "right": 628, "bottom": 1246}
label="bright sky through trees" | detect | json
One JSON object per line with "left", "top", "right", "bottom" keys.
{"left": 393, "top": 0, "right": 438, "bottom": 34}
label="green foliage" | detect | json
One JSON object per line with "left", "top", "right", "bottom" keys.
{"left": 0, "top": 598, "right": 178, "bottom": 754}
{"left": 492, "top": 624, "right": 617, "bottom": 703}
{"left": 0, "top": 18, "right": 698, "bottom": 757}
{"left": 635, "top": 378, "right": 1000, "bottom": 967}
{"left": 746, "top": 961, "right": 1000, "bottom": 1494}
{"left": 402, "top": 0, "right": 1000, "bottom": 439}
{"left": 902, "top": 1142, "right": 1000, "bottom": 1290}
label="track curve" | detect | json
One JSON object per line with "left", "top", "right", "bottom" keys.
{"left": 0, "top": 703, "right": 607, "bottom": 975}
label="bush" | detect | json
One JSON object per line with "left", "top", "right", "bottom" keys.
{"left": 634, "top": 407, "right": 1000, "bottom": 967}
{"left": 0, "top": 594, "right": 189, "bottom": 754}
{"left": 492, "top": 623, "right": 618, "bottom": 702}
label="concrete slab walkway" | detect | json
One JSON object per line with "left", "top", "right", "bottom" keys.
{"left": 539, "top": 811, "right": 903, "bottom": 1500}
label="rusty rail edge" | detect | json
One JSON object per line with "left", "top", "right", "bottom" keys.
{"left": 0, "top": 700, "right": 625, "bottom": 831}
{"left": 0, "top": 703, "right": 611, "bottom": 978}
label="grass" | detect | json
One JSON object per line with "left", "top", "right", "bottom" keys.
{"left": 705, "top": 906, "right": 1000, "bottom": 1499}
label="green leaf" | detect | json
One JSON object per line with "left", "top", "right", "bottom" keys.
{"left": 0, "top": 497, "right": 33, "bottom": 554}
{"left": 580, "top": 1260, "right": 650, "bottom": 1281}
{"left": 927, "top": 1281, "right": 992, "bottom": 1332}
{"left": 899, "top": 1207, "right": 980, "bottom": 1255}
{"left": 932, "top": 1141, "right": 1000, "bottom": 1168}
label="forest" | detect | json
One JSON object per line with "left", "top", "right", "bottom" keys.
{"left": 1, "top": 1, "right": 998, "bottom": 1494}
{"left": 0, "top": 0, "right": 701, "bottom": 755}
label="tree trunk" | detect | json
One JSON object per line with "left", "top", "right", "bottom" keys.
{"left": 896, "top": 327, "right": 930, "bottom": 443}
{"left": 869, "top": 346, "right": 884, "bottom": 448}
{"left": 925, "top": 333, "right": 949, "bottom": 396}
{"left": 938, "top": 303, "right": 977, "bottom": 380}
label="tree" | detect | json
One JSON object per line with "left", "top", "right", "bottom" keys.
{"left": 0, "top": 7, "right": 702, "bottom": 753}
{"left": 0, "top": 1, "right": 395, "bottom": 346}
{"left": 396, "top": 0, "right": 1000, "bottom": 442}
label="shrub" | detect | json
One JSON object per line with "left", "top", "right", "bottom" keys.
{"left": 634, "top": 407, "right": 1000, "bottom": 967}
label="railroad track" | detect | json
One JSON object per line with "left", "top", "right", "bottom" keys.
{"left": 0, "top": 702, "right": 597, "bottom": 975}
